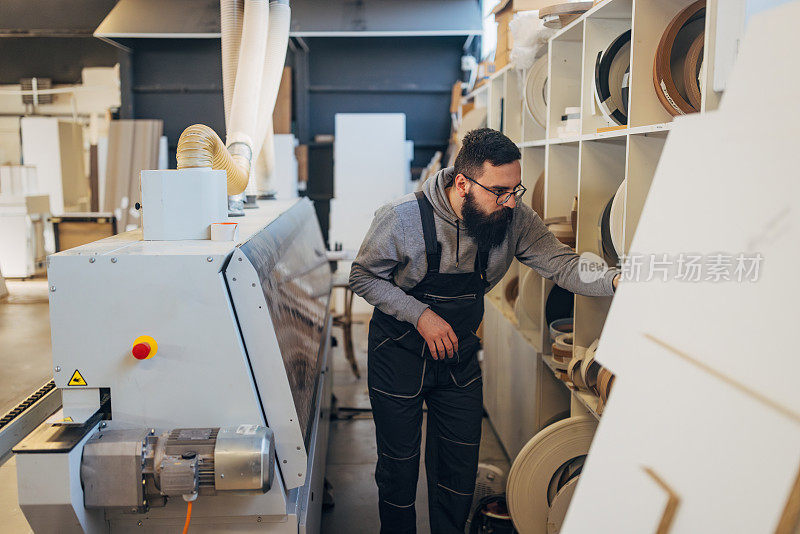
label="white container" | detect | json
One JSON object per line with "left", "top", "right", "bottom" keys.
{"left": 141, "top": 168, "right": 227, "bottom": 240}
{"left": 211, "top": 222, "right": 240, "bottom": 241}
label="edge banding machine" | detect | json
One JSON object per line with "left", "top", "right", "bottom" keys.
{"left": 13, "top": 168, "right": 333, "bottom": 533}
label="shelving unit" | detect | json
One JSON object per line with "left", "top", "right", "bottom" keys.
{"left": 463, "top": 0, "right": 724, "bottom": 456}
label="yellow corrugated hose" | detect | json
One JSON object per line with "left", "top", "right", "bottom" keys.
{"left": 176, "top": 124, "right": 249, "bottom": 195}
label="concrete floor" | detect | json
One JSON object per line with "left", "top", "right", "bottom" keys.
{"left": 0, "top": 279, "right": 53, "bottom": 416}
{"left": 321, "top": 316, "right": 510, "bottom": 534}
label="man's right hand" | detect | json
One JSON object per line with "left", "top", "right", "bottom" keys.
{"left": 416, "top": 308, "right": 459, "bottom": 360}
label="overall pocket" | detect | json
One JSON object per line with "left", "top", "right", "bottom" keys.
{"left": 368, "top": 326, "right": 427, "bottom": 398}
{"left": 448, "top": 332, "right": 482, "bottom": 387}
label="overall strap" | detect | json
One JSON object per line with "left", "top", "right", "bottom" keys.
{"left": 475, "top": 246, "right": 491, "bottom": 288}
{"left": 414, "top": 191, "right": 441, "bottom": 273}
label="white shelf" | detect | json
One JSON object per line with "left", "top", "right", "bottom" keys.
{"left": 517, "top": 122, "right": 673, "bottom": 148}
{"left": 474, "top": 0, "right": 724, "bottom": 430}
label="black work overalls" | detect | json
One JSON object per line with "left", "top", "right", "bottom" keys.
{"left": 368, "top": 191, "right": 489, "bottom": 534}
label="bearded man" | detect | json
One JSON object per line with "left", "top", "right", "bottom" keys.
{"left": 349, "top": 128, "right": 620, "bottom": 534}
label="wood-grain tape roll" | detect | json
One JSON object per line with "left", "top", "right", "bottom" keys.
{"left": 567, "top": 354, "right": 586, "bottom": 390}
{"left": 525, "top": 55, "right": 549, "bottom": 129}
{"left": 506, "top": 417, "right": 597, "bottom": 534}
{"left": 546, "top": 476, "right": 580, "bottom": 534}
{"left": 597, "top": 367, "right": 616, "bottom": 402}
{"left": 552, "top": 333, "right": 574, "bottom": 362}
{"left": 684, "top": 31, "right": 705, "bottom": 111}
{"left": 505, "top": 275, "right": 520, "bottom": 307}
{"left": 539, "top": 2, "right": 593, "bottom": 17}
{"left": 593, "top": 30, "right": 631, "bottom": 126}
{"left": 653, "top": 1, "right": 706, "bottom": 116}
{"left": 532, "top": 171, "right": 545, "bottom": 219}
{"left": 580, "top": 340, "right": 602, "bottom": 394}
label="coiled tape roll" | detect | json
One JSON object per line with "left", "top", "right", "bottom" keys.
{"left": 653, "top": 1, "right": 706, "bottom": 116}
{"left": 525, "top": 55, "right": 549, "bottom": 130}
{"left": 593, "top": 30, "right": 631, "bottom": 126}
{"left": 507, "top": 417, "right": 597, "bottom": 534}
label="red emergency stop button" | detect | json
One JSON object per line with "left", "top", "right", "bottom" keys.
{"left": 132, "top": 343, "right": 151, "bottom": 360}
{"left": 132, "top": 335, "right": 158, "bottom": 360}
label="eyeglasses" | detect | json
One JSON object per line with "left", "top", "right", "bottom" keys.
{"left": 462, "top": 175, "right": 527, "bottom": 205}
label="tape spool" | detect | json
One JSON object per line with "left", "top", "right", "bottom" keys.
{"left": 532, "top": 171, "right": 545, "bottom": 219}
{"left": 621, "top": 66, "right": 630, "bottom": 113}
{"left": 653, "top": 1, "right": 706, "bottom": 116}
{"left": 567, "top": 354, "right": 586, "bottom": 390}
{"left": 507, "top": 417, "right": 598, "bottom": 534}
{"left": 505, "top": 275, "right": 520, "bottom": 307}
{"left": 552, "top": 333, "right": 574, "bottom": 363}
{"left": 525, "top": 55, "right": 549, "bottom": 130}
{"left": 546, "top": 476, "right": 580, "bottom": 534}
{"left": 580, "top": 340, "right": 602, "bottom": 393}
{"left": 609, "top": 180, "right": 626, "bottom": 259}
{"left": 549, "top": 317, "right": 573, "bottom": 344}
{"left": 593, "top": 30, "right": 631, "bottom": 126}
{"left": 684, "top": 31, "right": 705, "bottom": 111}
{"left": 599, "top": 195, "right": 617, "bottom": 266}
{"left": 597, "top": 367, "right": 616, "bottom": 402}
{"left": 545, "top": 285, "right": 574, "bottom": 328}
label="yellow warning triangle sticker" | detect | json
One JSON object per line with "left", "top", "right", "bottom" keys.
{"left": 68, "top": 369, "right": 87, "bottom": 386}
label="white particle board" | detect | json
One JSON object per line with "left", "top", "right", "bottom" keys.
{"left": 331, "top": 113, "right": 407, "bottom": 251}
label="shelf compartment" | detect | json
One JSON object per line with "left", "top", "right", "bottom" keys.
{"left": 629, "top": 0, "right": 703, "bottom": 127}
{"left": 573, "top": 138, "right": 626, "bottom": 347}
{"left": 545, "top": 142, "right": 580, "bottom": 220}
{"left": 548, "top": 21, "right": 584, "bottom": 140}
{"left": 624, "top": 131, "right": 667, "bottom": 253}
{"left": 581, "top": 1, "right": 633, "bottom": 135}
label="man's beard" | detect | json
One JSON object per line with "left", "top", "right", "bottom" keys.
{"left": 461, "top": 190, "right": 514, "bottom": 250}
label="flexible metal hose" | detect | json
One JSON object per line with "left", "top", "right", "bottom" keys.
{"left": 176, "top": 124, "right": 249, "bottom": 195}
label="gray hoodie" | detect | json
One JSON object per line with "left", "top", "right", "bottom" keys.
{"left": 349, "top": 166, "right": 618, "bottom": 326}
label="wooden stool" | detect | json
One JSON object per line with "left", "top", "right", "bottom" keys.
{"left": 332, "top": 272, "right": 360, "bottom": 379}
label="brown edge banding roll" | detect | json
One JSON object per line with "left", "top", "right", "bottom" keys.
{"left": 653, "top": 0, "right": 705, "bottom": 117}
{"left": 684, "top": 31, "right": 704, "bottom": 111}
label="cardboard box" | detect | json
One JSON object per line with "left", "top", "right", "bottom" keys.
{"left": 273, "top": 66, "right": 292, "bottom": 134}
{"left": 492, "top": 0, "right": 552, "bottom": 67}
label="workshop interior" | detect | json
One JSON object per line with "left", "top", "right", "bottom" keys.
{"left": 0, "top": 0, "right": 797, "bottom": 533}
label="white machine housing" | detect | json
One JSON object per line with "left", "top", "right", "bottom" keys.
{"left": 16, "top": 189, "right": 333, "bottom": 533}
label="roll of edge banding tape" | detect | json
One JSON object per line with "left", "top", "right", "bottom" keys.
{"left": 546, "top": 476, "right": 580, "bottom": 534}
{"left": 653, "top": 0, "right": 706, "bottom": 116}
{"left": 507, "top": 417, "right": 597, "bottom": 534}
{"left": 580, "top": 339, "right": 601, "bottom": 393}
{"left": 525, "top": 55, "right": 549, "bottom": 130}
{"left": 593, "top": 30, "right": 631, "bottom": 126}
{"left": 552, "top": 333, "right": 574, "bottom": 362}
{"left": 684, "top": 31, "right": 705, "bottom": 111}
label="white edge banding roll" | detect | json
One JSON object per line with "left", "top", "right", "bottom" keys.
{"left": 507, "top": 417, "right": 598, "bottom": 534}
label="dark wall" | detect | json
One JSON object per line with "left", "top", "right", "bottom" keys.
{"left": 131, "top": 39, "right": 225, "bottom": 169}
{"left": 304, "top": 36, "right": 463, "bottom": 169}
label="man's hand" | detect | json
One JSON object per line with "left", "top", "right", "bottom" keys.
{"left": 416, "top": 308, "right": 459, "bottom": 360}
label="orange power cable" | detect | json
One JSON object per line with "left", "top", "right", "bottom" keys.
{"left": 182, "top": 500, "right": 193, "bottom": 534}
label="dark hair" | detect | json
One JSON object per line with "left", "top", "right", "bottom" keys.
{"left": 453, "top": 128, "right": 521, "bottom": 180}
